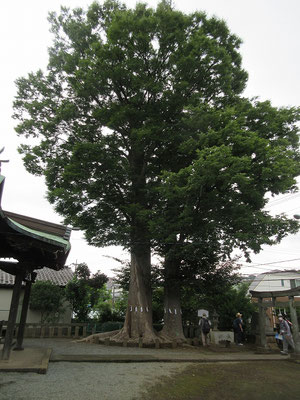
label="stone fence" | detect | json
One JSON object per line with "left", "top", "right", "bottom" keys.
{"left": 0, "top": 321, "right": 87, "bottom": 339}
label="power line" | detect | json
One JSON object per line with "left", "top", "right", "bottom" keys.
{"left": 266, "top": 192, "right": 300, "bottom": 207}
{"left": 240, "top": 257, "right": 300, "bottom": 268}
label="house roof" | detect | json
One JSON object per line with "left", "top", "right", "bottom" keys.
{"left": 250, "top": 286, "right": 300, "bottom": 299}
{"left": 0, "top": 266, "right": 74, "bottom": 288}
{"left": 0, "top": 174, "right": 71, "bottom": 272}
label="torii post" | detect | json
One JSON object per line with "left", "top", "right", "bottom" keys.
{"left": 251, "top": 287, "right": 300, "bottom": 355}
{"left": 0, "top": 147, "right": 9, "bottom": 174}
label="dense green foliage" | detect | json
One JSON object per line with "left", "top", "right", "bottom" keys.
{"left": 29, "top": 280, "right": 65, "bottom": 323}
{"left": 13, "top": 1, "right": 249, "bottom": 251}
{"left": 181, "top": 281, "right": 256, "bottom": 331}
{"left": 154, "top": 100, "right": 300, "bottom": 263}
{"left": 65, "top": 277, "right": 90, "bottom": 321}
{"left": 65, "top": 263, "right": 108, "bottom": 321}
{"left": 91, "top": 285, "right": 125, "bottom": 322}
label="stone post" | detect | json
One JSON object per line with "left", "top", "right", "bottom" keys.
{"left": 74, "top": 326, "right": 79, "bottom": 338}
{"left": 82, "top": 325, "right": 87, "bottom": 337}
{"left": 258, "top": 298, "right": 267, "bottom": 348}
{"left": 212, "top": 311, "right": 219, "bottom": 331}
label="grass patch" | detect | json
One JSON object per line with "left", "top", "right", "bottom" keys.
{"left": 140, "top": 361, "right": 300, "bottom": 400}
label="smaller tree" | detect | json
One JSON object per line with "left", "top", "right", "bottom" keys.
{"left": 92, "top": 286, "right": 112, "bottom": 322}
{"left": 65, "top": 263, "right": 108, "bottom": 321}
{"left": 204, "top": 282, "right": 257, "bottom": 331}
{"left": 89, "top": 271, "right": 110, "bottom": 308}
{"left": 65, "top": 277, "right": 90, "bottom": 322}
{"left": 112, "top": 291, "right": 128, "bottom": 322}
{"left": 30, "top": 281, "right": 65, "bottom": 323}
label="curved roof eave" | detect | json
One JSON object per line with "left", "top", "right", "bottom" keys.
{"left": 6, "top": 217, "right": 71, "bottom": 253}
{"left": 0, "top": 174, "right": 71, "bottom": 270}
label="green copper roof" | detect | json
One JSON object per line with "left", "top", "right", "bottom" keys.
{"left": 7, "top": 217, "right": 71, "bottom": 251}
{"left": 0, "top": 173, "right": 71, "bottom": 270}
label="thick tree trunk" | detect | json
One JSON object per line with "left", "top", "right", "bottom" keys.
{"left": 113, "top": 147, "right": 160, "bottom": 343}
{"left": 161, "top": 259, "right": 185, "bottom": 340}
{"left": 113, "top": 241, "right": 159, "bottom": 343}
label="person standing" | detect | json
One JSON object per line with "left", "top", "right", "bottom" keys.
{"left": 278, "top": 314, "right": 295, "bottom": 355}
{"left": 199, "top": 313, "right": 211, "bottom": 346}
{"left": 233, "top": 312, "right": 244, "bottom": 345}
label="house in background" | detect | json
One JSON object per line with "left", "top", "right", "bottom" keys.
{"left": 106, "top": 277, "right": 122, "bottom": 303}
{"left": 249, "top": 270, "right": 300, "bottom": 293}
{"left": 0, "top": 267, "right": 74, "bottom": 324}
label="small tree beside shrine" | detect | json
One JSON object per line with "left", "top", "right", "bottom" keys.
{"left": 65, "top": 263, "right": 108, "bottom": 321}
{"left": 30, "top": 281, "right": 65, "bottom": 323}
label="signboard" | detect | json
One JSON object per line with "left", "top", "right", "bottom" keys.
{"left": 198, "top": 309, "right": 209, "bottom": 317}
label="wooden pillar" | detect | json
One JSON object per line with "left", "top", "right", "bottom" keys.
{"left": 14, "top": 279, "right": 32, "bottom": 351}
{"left": 288, "top": 296, "right": 300, "bottom": 354}
{"left": 258, "top": 298, "right": 267, "bottom": 348}
{"left": 1, "top": 272, "right": 23, "bottom": 360}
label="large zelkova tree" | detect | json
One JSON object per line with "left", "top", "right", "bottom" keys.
{"left": 13, "top": 1, "right": 300, "bottom": 342}
{"left": 13, "top": 1, "right": 249, "bottom": 342}
{"left": 151, "top": 98, "right": 300, "bottom": 339}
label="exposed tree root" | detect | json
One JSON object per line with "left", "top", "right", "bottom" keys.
{"left": 108, "top": 326, "right": 164, "bottom": 344}
{"left": 76, "top": 329, "right": 120, "bottom": 343}
{"left": 76, "top": 328, "right": 187, "bottom": 346}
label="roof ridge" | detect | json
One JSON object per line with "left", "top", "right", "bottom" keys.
{"left": 0, "top": 266, "right": 74, "bottom": 287}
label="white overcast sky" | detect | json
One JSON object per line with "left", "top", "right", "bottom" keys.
{"left": 1, "top": 0, "right": 300, "bottom": 277}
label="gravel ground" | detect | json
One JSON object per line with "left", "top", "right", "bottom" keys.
{"left": 0, "top": 339, "right": 192, "bottom": 400}
{"left": 0, "top": 361, "right": 191, "bottom": 400}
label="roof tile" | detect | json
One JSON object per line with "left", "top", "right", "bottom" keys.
{"left": 0, "top": 267, "right": 73, "bottom": 287}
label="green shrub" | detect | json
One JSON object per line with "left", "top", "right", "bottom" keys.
{"left": 100, "top": 321, "right": 124, "bottom": 332}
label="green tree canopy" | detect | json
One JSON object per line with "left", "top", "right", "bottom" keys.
{"left": 65, "top": 263, "right": 108, "bottom": 321}
{"left": 155, "top": 99, "right": 300, "bottom": 261}
{"left": 29, "top": 280, "right": 65, "bottom": 323}
{"left": 13, "top": 1, "right": 247, "bottom": 248}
